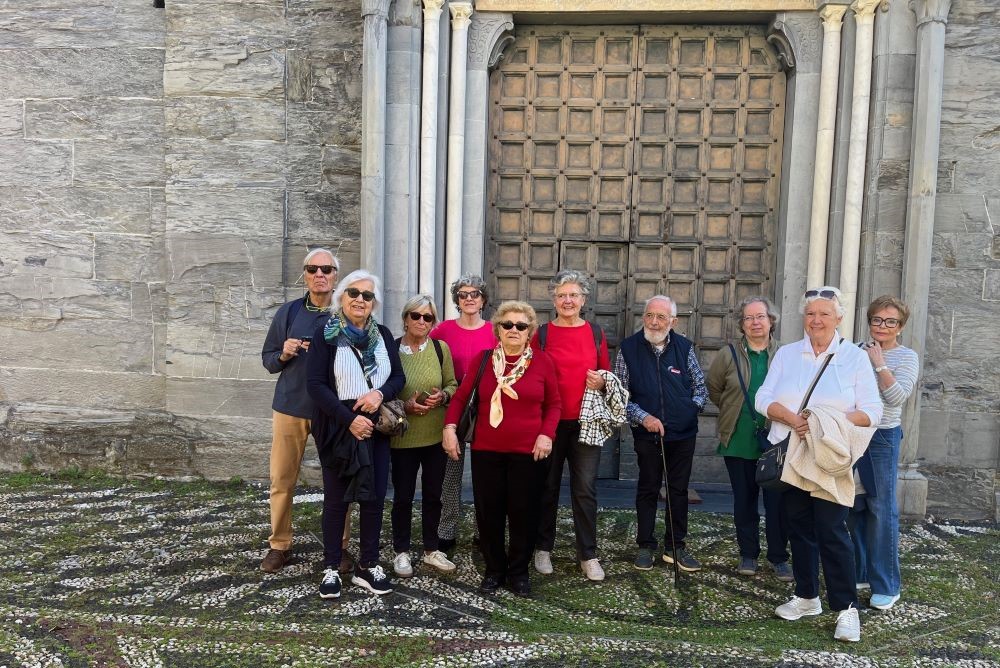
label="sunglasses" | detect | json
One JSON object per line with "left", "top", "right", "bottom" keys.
{"left": 456, "top": 290, "right": 481, "bottom": 301}
{"left": 407, "top": 312, "right": 435, "bottom": 323}
{"left": 344, "top": 287, "right": 375, "bottom": 302}
{"left": 804, "top": 289, "right": 838, "bottom": 300}
{"left": 304, "top": 264, "right": 336, "bottom": 275}
{"left": 499, "top": 321, "right": 530, "bottom": 332}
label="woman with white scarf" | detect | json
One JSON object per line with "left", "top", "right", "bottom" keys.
{"left": 442, "top": 301, "right": 561, "bottom": 598}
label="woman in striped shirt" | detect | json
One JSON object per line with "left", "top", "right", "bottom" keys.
{"left": 849, "top": 295, "right": 919, "bottom": 612}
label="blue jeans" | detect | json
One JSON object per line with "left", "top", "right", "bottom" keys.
{"left": 848, "top": 426, "right": 902, "bottom": 596}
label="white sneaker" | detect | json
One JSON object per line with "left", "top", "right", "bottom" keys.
{"left": 775, "top": 595, "right": 823, "bottom": 620}
{"left": 422, "top": 550, "right": 456, "bottom": 573}
{"left": 834, "top": 604, "right": 861, "bottom": 642}
{"left": 580, "top": 558, "right": 605, "bottom": 582}
{"left": 856, "top": 581, "right": 870, "bottom": 591}
{"left": 393, "top": 551, "right": 413, "bottom": 578}
{"left": 534, "top": 550, "right": 553, "bottom": 575}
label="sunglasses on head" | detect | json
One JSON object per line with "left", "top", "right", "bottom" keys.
{"left": 499, "top": 321, "right": 530, "bottom": 332}
{"left": 304, "top": 264, "right": 336, "bottom": 275}
{"left": 407, "top": 312, "right": 435, "bottom": 323}
{"left": 804, "top": 289, "right": 838, "bottom": 300}
{"left": 344, "top": 287, "right": 375, "bottom": 302}
{"left": 456, "top": 290, "right": 481, "bottom": 301}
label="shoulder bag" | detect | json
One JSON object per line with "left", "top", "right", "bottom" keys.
{"left": 348, "top": 343, "right": 408, "bottom": 437}
{"left": 728, "top": 343, "right": 771, "bottom": 454}
{"left": 755, "top": 350, "right": 835, "bottom": 491}
{"left": 457, "top": 351, "right": 492, "bottom": 444}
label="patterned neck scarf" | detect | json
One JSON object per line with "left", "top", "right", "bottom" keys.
{"left": 489, "top": 344, "right": 533, "bottom": 428}
{"left": 323, "top": 309, "right": 381, "bottom": 380}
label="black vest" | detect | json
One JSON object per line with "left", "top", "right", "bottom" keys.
{"left": 619, "top": 330, "right": 700, "bottom": 442}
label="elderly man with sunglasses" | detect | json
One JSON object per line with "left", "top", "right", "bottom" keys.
{"left": 259, "top": 248, "right": 340, "bottom": 573}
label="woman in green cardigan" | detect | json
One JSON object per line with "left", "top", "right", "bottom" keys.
{"left": 391, "top": 295, "right": 459, "bottom": 577}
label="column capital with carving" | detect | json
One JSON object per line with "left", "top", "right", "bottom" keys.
{"left": 909, "top": 0, "right": 951, "bottom": 26}
{"left": 423, "top": 0, "right": 445, "bottom": 21}
{"left": 850, "top": 0, "right": 882, "bottom": 22}
{"left": 450, "top": 1, "right": 474, "bottom": 30}
{"left": 819, "top": 4, "right": 849, "bottom": 32}
{"left": 362, "top": 0, "right": 390, "bottom": 19}
{"left": 467, "top": 11, "right": 515, "bottom": 71}
{"left": 768, "top": 12, "right": 823, "bottom": 73}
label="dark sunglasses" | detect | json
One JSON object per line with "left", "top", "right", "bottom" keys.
{"left": 304, "top": 264, "right": 336, "bottom": 275}
{"left": 344, "top": 287, "right": 375, "bottom": 302}
{"left": 499, "top": 321, "right": 530, "bottom": 332}
{"left": 456, "top": 290, "right": 481, "bottom": 300}
{"left": 804, "top": 289, "right": 838, "bottom": 300}
{"left": 407, "top": 312, "right": 435, "bottom": 323}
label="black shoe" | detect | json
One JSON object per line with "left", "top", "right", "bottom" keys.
{"left": 479, "top": 575, "right": 503, "bottom": 594}
{"left": 662, "top": 547, "right": 702, "bottom": 572}
{"left": 318, "top": 568, "right": 341, "bottom": 599}
{"left": 352, "top": 563, "right": 393, "bottom": 595}
{"left": 508, "top": 578, "right": 531, "bottom": 598}
{"left": 438, "top": 537, "right": 456, "bottom": 553}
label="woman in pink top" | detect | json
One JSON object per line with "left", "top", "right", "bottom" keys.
{"left": 430, "top": 274, "right": 497, "bottom": 552}
{"left": 530, "top": 270, "right": 611, "bottom": 582}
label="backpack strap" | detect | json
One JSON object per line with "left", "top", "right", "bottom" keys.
{"left": 537, "top": 322, "right": 549, "bottom": 351}
{"left": 589, "top": 321, "right": 604, "bottom": 368}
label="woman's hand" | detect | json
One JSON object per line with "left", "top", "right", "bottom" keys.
{"left": 865, "top": 341, "right": 886, "bottom": 368}
{"left": 403, "top": 397, "right": 427, "bottom": 416}
{"left": 352, "top": 389, "right": 383, "bottom": 414}
{"left": 422, "top": 387, "right": 446, "bottom": 408}
{"left": 532, "top": 435, "right": 553, "bottom": 461}
{"left": 791, "top": 412, "right": 810, "bottom": 438}
{"left": 442, "top": 427, "right": 462, "bottom": 461}
{"left": 585, "top": 370, "right": 606, "bottom": 391}
{"left": 350, "top": 415, "right": 375, "bottom": 440}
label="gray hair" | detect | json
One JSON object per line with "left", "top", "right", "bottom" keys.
{"left": 302, "top": 247, "right": 339, "bottom": 271}
{"left": 450, "top": 273, "right": 489, "bottom": 307}
{"left": 799, "top": 285, "right": 846, "bottom": 318}
{"left": 644, "top": 295, "right": 677, "bottom": 316}
{"left": 333, "top": 269, "right": 383, "bottom": 305}
{"left": 548, "top": 270, "right": 591, "bottom": 297}
{"left": 737, "top": 295, "right": 779, "bottom": 334}
{"left": 401, "top": 294, "right": 439, "bottom": 326}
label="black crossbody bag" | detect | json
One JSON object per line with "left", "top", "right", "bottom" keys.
{"left": 727, "top": 343, "right": 771, "bottom": 454}
{"left": 755, "top": 350, "right": 836, "bottom": 492}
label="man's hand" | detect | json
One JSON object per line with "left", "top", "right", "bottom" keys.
{"left": 641, "top": 415, "right": 665, "bottom": 436}
{"left": 279, "top": 338, "right": 302, "bottom": 362}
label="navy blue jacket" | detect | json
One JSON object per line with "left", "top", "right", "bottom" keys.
{"left": 619, "top": 330, "right": 701, "bottom": 442}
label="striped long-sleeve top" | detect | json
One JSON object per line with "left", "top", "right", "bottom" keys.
{"left": 874, "top": 344, "right": 919, "bottom": 429}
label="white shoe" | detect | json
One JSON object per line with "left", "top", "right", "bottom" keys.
{"left": 534, "top": 550, "right": 553, "bottom": 575}
{"left": 422, "top": 550, "right": 456, "bottom": 573}
{"left": 393, "top": 551, "right": 413, "bottom": 577}
{"left": 580, "top": 558, "right": 605, "bottom": 582}
{"left": 834, "top": 604, "right": 861, "bottom": 642}
{"left": 856, "top": 581, "right": 870, "bottom": 591}
{"left": 775, "top": 595, "right": 822, "bottom": 620}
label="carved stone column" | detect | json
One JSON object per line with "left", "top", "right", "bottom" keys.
{"left": 361, "top": 0, "right": 391, "bottom": 290}
{"left": 462, "top": 12, "right": 514, "bottom": 278}
{"left": 418, "top": 0, "right": 445, "bottom": 295}
{"left": 444, "top": 1, "right": 474, "bottom": 316}
{"left": 806, "top": 3, "right": 849, "bottom": 288}
{"left": 838, "top": 0, "right": 883, "bottom": 337}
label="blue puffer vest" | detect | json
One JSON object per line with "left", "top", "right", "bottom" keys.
{"left": 619, "top": 330, "right": 700, "bottom": 442}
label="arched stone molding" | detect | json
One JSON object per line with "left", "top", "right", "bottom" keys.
{"left": 462, "top": 12, "right": 514, "bottom": 276}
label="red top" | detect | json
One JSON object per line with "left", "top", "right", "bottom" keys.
{"left": 530, "top": 322, "right": 610, "bottom": 420}
{"left": 445, "top": 349, "right": 562, "bottom": 455}
{"left": 430, "top": 319, "right": 497, "bottom": 381}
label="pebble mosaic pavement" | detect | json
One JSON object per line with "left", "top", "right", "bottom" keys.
{"left": 0, "top": 474, "right": 997, "bottom": 668}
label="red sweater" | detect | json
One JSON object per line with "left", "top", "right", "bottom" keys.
{"left": 530, "top": 322, "right": 610, "bottom": 420}
{"left": 445, "top": 350, "right": 562, "bottom": 455}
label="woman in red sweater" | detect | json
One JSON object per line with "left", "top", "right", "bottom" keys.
{"left": 443, "top": 301, "right": 561, "bottom": 597}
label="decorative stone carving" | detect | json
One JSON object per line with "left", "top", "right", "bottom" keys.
{"left": 909, "top": 0, "right": 951, "bottom": 26}
{"left": 819, "top": 4, "right": 848, "bottom": 32}
{"left": 362, "top": 0, "right": 391, "bottom": 18}
{"left": 851, "top": 0, "right": 882, "bottom": 22}
{"left": 467, "top": 12, "right": 514, "bottom": 70}
{"left": 423, "top": 0, "right": 444, "bottom": 20}
{"left": 449, "top": 1, "right": 474, "bottom": 30}
{"left": 768, "top": 12, "right": 823, "bottom": 73}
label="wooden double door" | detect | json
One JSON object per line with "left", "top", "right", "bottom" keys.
{"left": 486, "top": 25, "right": 786, "bottom": 477}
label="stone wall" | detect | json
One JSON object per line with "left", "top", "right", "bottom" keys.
{"left": 0, "top": 0, "right": 363, "bottom": 480}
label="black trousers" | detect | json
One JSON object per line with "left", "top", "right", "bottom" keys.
{"left": 536, "top": 420, "right": 602, "bottom": 560}
{"left": 724, "top": 456, "right": 789, "bottom": 564}
{"left": 784, "top": 486, "right": 858, "bottom": 611}
{"left": 321, "top": 436, "right": 389, "bottom": 569}
{"left": 471, "top": 449, "right": 548, "bottom": 583}
{"left": 390, "top": 443, "right": 447, "bottom": 553}
{"left": 635, "top": 435, "right": 696, "bottom": 551}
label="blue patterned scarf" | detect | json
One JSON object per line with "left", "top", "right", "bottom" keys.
{"left": 323, "top": 310, "right": 381, "bottom": 380}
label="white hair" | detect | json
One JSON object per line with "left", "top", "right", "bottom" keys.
{"left": 302, "top": 247, "right": 339, "bottom": 270}
{"left": 333, "top": 269, "right": 383, "bottom": 305}
{"left": 799, "top": 285, "right": 846, "bottom": 318}
{"left": 644, "top": 295, "right": 677, "bottom": 316}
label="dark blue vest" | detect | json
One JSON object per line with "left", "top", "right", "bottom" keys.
{"left": 619, "top": 330, "right": 700, "bottom": 442}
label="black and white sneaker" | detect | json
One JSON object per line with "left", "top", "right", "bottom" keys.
{"left": 352, "top": 563, "right": 393, "bottom": 595}
{"left": 318, "top": 567, "right": 341, "bottom": 599}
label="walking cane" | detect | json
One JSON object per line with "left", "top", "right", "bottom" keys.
{"left": 659, "top": 434, "right": 681, "bottom": 587}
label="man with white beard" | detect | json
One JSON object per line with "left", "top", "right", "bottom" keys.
{"left": 613, "top": 295, "right": 708, "bottom": 572}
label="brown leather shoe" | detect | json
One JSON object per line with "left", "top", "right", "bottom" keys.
{"left": 260, "top": 548, "right": 290, "bottom": 573}
{"left": 338, "top": 549, "right": 356, "bottom": 574}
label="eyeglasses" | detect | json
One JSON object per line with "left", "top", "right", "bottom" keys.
{"left": 456, "top": 290, "right": 481, "bottom": 301}
{"left": 304, "top": 265, "right": 336, "bottom": 275}
{"left": 869, "top": 317, "right": 900, "bottom": 329}
{"left": 741, "top": 314, "right": 770, "bottom": 324}
{"left": 643, "top": 312, "right": 674, "bottom": 323}
{"left": 555, "top": 292, "right": 583, "bottom": 301}
{"left": 344, "top": 287, "right": 375, "bottom": 302}
{"left": 804, "top": 289, "right": 838, "bottom": 300}
{"left": 498, "top": 321, "right": 530, "bottom": 332}
{"left": 407, "top": 312, "right": 435, "bottom": 323}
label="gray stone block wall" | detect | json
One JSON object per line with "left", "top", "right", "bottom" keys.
{"left": 0, "top": 0, "right": 363, "bottom": 479}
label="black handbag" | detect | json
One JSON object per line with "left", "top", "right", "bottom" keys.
{"left": 457, "top": 351, "right": 492, "bottom": 443}
{"left": 755, "top": 350, "right": 836, "bottom": 491}
{"left": 728, "top": 343, "right": 771, "bottom": 454}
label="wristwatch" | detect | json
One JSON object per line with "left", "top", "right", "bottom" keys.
{"left": 874, "top": 365, "right": 889, "bottom": 373}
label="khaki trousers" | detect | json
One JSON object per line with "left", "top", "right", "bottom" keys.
{"left": 268, "top": 410, "right": 352, "bottom": 551}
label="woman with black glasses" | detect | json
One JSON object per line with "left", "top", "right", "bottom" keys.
{"left": 442, "top": 301, "right": 561, "bottom": 597}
